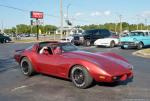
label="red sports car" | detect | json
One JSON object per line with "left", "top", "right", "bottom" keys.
{"left": 14, "top": 41, "right": 133, "bottom": 88}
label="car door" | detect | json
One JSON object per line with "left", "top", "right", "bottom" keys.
{"left": 35, "top": 47, "right": 68, "bottom": 78}
{"left": 92, "top": 30, "right": 101, "bottom": 42}
{"left": 36, "top": 53, "right": 59, "bottom": 75}
{"left": 144, "top": 32, "right": 150, "bottom": 45}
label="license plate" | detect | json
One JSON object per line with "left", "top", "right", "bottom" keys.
{"left": 124, "top": 45, "right": 128, "bottom": 48}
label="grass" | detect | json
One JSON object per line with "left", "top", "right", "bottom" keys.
{"left": 140, "top": 48, "right": 150, "bottom": 54}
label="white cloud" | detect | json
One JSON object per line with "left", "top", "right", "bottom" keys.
{"left": 141, "top": 11, "right": 150, "bottom": 17}
{"left": 75, "top": 12, "right": 83, "bottom": 17}
{"left": 91, "top": 11, "right": 102, "bottom": 16}
{"left": 104, "top": 11, "right": 111, "bottom": 16}
{"left": 64, "top": 14, "right": 67, "bottom": 18}
{"left": 91, "top": 11, "right": 111, "bottom": 17}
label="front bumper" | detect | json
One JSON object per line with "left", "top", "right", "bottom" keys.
{"left": 94, "top": 72, "right": 133, "bottom": 83}
{"left": 73, "top": 40, "right": 84, "bottom": 45}
{"left": 121, "top": 42, "right": 138, "bottom": 48}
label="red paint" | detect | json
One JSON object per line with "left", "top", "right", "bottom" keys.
{"left": 14, "top": 41, "right": 133, "bottom": 83}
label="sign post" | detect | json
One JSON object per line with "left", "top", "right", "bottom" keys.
{"left": 30, "top": 11, "right": 43, "bottom": 40}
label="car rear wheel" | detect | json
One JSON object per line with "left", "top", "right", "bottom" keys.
{"left": 20, "top": 57, "right": 35, "bottom": 76}
{"left": 137, "top": 42, "right": 143, "bottom": 50}
{"left": 71, "top": 65, "right": 93, "bottom": 89}
{"left": 110, "top": 41, "right": 115, "bottom": 48}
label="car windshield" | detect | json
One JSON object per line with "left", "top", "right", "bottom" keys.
{"left": 60, "top": 43, "right": 78, "bottom": 52}
{"left": 82, "top": 30, "right": 94, "bottom": 35}
{"left": 0, "top": 34, "right": 3, "bottom": 36}
{"left": 129, "top": 32, "right": 144, "bottom": 36}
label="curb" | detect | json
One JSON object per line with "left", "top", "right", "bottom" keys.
{"left": 133, "top": 49, "right": 150, "bottom": 58}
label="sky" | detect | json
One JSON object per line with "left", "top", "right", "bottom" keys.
{"left": 0, "top": 0, "right": 150, "bottom": 28}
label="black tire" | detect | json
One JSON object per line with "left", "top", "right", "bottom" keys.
{"left": 84, "top": 40, "right": 91, "bottom": 47}
{"left": 5, "top": 39, "right": 9, "bottom": 43}
{"left": 137, "top": 42, "right": 143, "bottom": 50}
{"left": 121, "top": 46, "right": 125, "bottom": 49}
{"left": 20, "top": 57, "right": 35, "bottom": 76}
{"left": 71, "top": 65, "right": 93, "bottom": 89}
{"left": 2, "top": 39, "right": 5, "bottom": 43}
{"left": 110, "top": 41, "right": 115, "bottom": 48}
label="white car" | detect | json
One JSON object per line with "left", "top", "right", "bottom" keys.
{"left": 61, "top": 35, "right": 74, "bottom": 42}
{"left": 94, "top": 37, "right": 119, "bottom": 48}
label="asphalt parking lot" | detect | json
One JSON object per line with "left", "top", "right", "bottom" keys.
{"left": 0, "top": 43, "right": 150, "bottom": 101}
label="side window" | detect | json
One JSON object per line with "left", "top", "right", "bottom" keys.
{"left": 100, "top": 30, "right": 111, "bottom": 38}
{"left": 93, "top": 30, "right": 99, "bottom": 35}
{"left": 145, "top": 32, "right": 150, "bottom": 36}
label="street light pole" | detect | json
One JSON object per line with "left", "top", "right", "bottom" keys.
{"left": 67, "top": 4, "right": 71, "bottom": 19}
{"left": 60, "top": 0, "right": 63, "bottom": 39}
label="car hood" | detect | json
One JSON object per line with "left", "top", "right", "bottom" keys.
{"left": 65, "top": 51, "right": 131, "bottom": 75}
{"left": 120, "top": 36, "right": 136, "bottom": 42}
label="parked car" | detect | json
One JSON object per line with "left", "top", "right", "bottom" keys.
{"left": 61, "top": 34, "right": 81, "bottom": 43}
{"left": 120, "top": 30, "right": 150, "bottom": 49}
{"left": 0, "top": 34, "right": 12, "bottom": 43}
{"left": 14, "top": 41, "right": 133, "bottom": 89}
{"left": 94, "top": 32, "right": 119, "bottom": 48}
{"left": 73, "top": 29, "right": 112, "bottom": 46}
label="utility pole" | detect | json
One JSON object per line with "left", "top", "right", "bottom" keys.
{"left": 1, "top": 20, "right": 4, "bottom": 33}
{"left": 145, "top": 18, "right": 148, "bottom": 30}
{"left": 136, "top": 15, "right": 139, "bottom": 30}
{"left": 119, "top": 15, "right": 122, "bottom": 34}
{"left": 66, "top": 3, "right": 71, "bottom": 37}
{"left": 60, "top": 0, "right": 63, "bottom": 39}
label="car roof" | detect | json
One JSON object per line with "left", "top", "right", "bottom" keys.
{"left": 131, "top": 30, "right": 150, "bottom": 33}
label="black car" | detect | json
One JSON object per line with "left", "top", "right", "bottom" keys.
{"left": 0, "top": 34, "right": 12, "bottom": 43}
{"left": 73, "top": 29, "right": 111, "bottom": 46}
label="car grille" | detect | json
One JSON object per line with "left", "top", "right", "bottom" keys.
{"left": 74, "top": 36, "right": 80, "bottom": 40}
{"left": 121, "top": 42, "right": 135, "bottom": 45}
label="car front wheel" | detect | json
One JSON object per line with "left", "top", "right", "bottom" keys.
{"left": 71, "top": 65, "right": 93, "bottom": 89}
{"left": 137, "top": 42, "right": 143, "bottom": 49}
{"left": 20, "top": 57, "right": 35, "bottom": 76}
{"left": 84, "top": 40, "right": 91, "bottom": 46}
{"left": 121, "top": 46, "right": 125, "bottom": 49}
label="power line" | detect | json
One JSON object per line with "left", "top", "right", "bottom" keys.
{"left": 0, "top": 3, "right": 91, "bottom": 25}
{"left": 0, "top": 4, "right": 59, "bottom": 18}
{"left": 0, "top": 4, "right": 29, "bottom": 12}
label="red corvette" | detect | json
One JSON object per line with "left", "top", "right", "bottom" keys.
{"left": 14, "top": 41, "right": 133, "bottom": 88}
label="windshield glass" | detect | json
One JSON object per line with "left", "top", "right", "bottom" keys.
{"left": 60, "top": 43, "right": 78, "bottom": 52}
{"left": 82, "top": 30, "right": 94, "bottom": 35}
{"left": 129, "top": 32, "right": 144, "bottom": 36}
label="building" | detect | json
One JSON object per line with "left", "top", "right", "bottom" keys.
{"left": 55, "top": 27, "right": 84, "bottom": 35}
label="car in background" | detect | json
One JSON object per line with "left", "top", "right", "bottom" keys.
{"left": 120, "top": 30, "right": 150, "bottom": 49}
{"left": 94, "top": 32, "right": 119, "bottom": 48}
{"left": 0, "top": 34, "right": 12, "bottom": 43}
{"left": 14, "top": 41, "right": 133, "bottom": 88}
{"left": 61, "top": 33, "right": 82, "bottom": 43}
{"left": 73, "top": 29, "right": 112, "bottom": 46}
